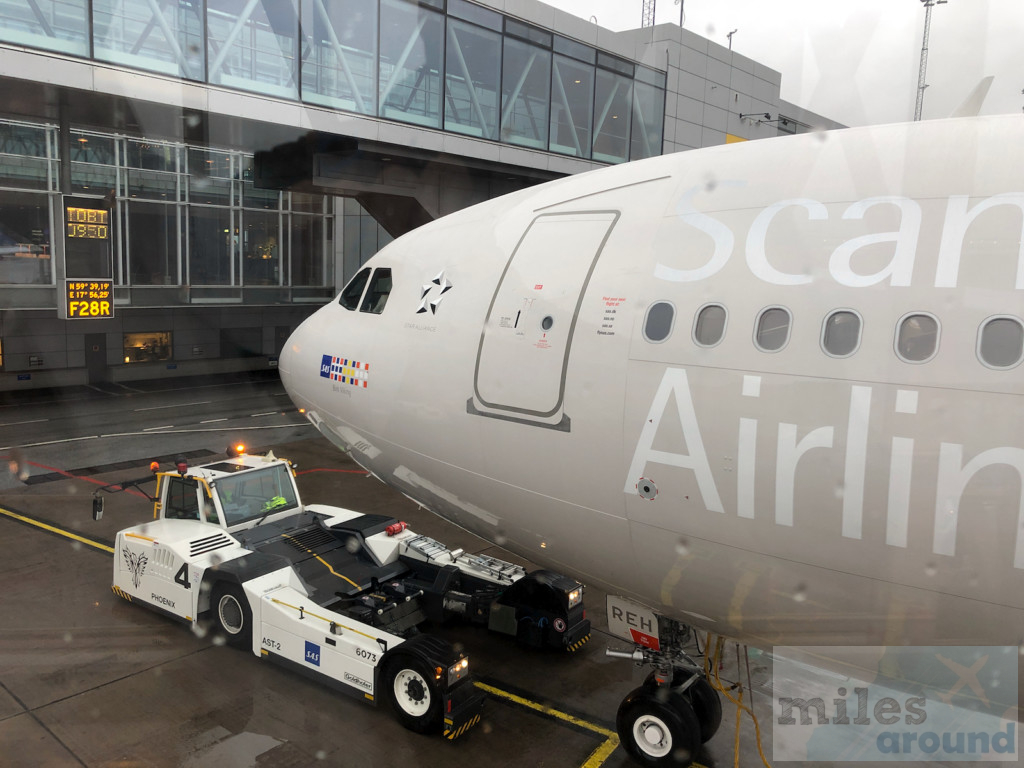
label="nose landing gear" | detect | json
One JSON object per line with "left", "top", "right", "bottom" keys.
{"left": 606, "top": 605, "right": 722, "bottom": 766}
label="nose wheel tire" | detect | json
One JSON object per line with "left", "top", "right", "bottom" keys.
{"left": 211, "top": 583, "right": 252, "bottom": 649}
{"left": 644, "top": 670, "right": 723, "bottom": 744}
{"left": 617, "top": 687, "right": 701, "bottom": 766}
{"left": 385, "top": 656, "right": 442, "bottom": 734}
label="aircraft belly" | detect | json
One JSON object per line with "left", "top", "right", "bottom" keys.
{"left": 626, "top": 519, "right": 1024, "bottom": 647}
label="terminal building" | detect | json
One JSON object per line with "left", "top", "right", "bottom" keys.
{"left": 0, "top": 0, "right": 842, "bottom": 390}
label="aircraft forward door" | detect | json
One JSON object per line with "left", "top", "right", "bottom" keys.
{"left": 470, "top": 210, "right": 619, "bottom": 430}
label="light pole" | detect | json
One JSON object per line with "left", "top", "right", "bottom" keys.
{"left": 915, "top": 0, "right": 948, "bottom": 121}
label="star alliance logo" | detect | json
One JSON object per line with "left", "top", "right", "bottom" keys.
{"left": 123, "top": 547, "right": 148, "bottom": 589}
{"left": 417, "top": 270, "right": 453, "bottom": 314}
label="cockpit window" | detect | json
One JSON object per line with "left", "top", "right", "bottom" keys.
{"left": 360, "top": 268, "right": 392, "bottom": 314}
{"left": 339, "top": 267, "right": 371, "bottom": 310}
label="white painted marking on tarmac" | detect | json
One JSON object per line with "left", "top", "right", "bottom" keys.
{"left": 143, "top": 425, "right": 175, "bottom": 431}
{"left": 1, "top": 422, "right": 311, "bottom": 450}
{"left": 201, "top": 418, "right": 228, "bottom": 424}
{"left": 134, "top": 401, "right": 211, "bottom": 412}
{"left": 250, "top": 411, "right": 277, "bottom": 417}
{"left": 0, "top": 435, "right": 99, "bottom": 450}
{"left": 0, "top": 418, "right": 48, "bottom": 427}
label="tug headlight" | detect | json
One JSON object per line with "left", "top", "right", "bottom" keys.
{"left": 567, "top": 587, "right": 583, "bottom": 609}
{"left": 447, "top": 657, "right": 470, "bottom": 686}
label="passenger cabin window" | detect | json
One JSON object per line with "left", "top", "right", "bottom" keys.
{"left": 339, "top": 267, "right": 371, "bottom": 310}
{"left": 643, "top": 301, "right": 675, "bottom": 342}
{"left": 822, "top": 310, "right": 862, "bottom": 358}
{"left": 360, "top": 268, "right": 392, "bottom": 314}
{"left": 754, "top": 307, "right": 791, "bottom": 352}
{"left": 978, "top": 316, "right": 1024, "bottom": 369}
{"left": 896, "top": 313, "right": 939, "bottom": 363}
{"left": 165, "top": 477, "right": 200, "bottom": 520}
{"left": 693, "top": 304, "right": 726, "bottom": 347}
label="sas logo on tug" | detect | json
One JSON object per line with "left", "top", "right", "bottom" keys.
{"left": 305, "top": 641, "right": 321, "bottom": 667}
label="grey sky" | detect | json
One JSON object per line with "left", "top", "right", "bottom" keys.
{"left": 546, "top": 0, "right": 1023, "bottom": 127}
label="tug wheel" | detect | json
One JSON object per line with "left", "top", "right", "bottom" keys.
{"left": 385, "top": 655, "right": 442, "bottom": 733}
{"left": 211, "top": 582, "right": 252, "bottom": 649}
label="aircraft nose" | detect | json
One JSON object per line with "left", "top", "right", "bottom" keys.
{"left": 278, "top": 318, "right": 309, "bottom": 401}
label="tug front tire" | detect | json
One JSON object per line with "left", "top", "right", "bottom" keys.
{"left": 211, "top": 582, "right": 252, "bottom": 649}
{"left": 385, "top": 655, "right": 443, "bottom": 734}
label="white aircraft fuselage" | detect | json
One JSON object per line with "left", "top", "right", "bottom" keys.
{"left": 280, "top": 116, "right": 1024, "bottom": 650}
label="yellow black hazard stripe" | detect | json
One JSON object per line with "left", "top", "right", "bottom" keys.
{"left": 567, "top": 633, "right": 591, "bottom": 653}
{"left": 443, "top": 713, "right": 481, "bottom": 740}
{"left": 111, "top": 585, "right": 133, "bottom": 601}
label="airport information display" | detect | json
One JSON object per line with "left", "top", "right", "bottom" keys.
{"left": 65, "top": 279, "right": 113, "bottom": 319}
{"left": 66, "top": 206, "right": 109, "bottom": 239}
{"left": 63, "top": 196, "right": 112, "bottom": 279}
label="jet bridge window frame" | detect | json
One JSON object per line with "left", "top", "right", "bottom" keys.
{"left": 977, "top": 315, "right": 1024, "bottom": 370}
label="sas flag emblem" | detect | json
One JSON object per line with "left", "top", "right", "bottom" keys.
{"left": 320, "top": 355, "right": 369, "bottom": 388}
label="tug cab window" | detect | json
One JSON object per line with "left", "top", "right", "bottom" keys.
{"left": 164, "top": 477, "right": 200, "bottom": 520}
{"left": 339, "top": 267, "right": 371, "bottom": 310}
{"left": 360, "top": 268, "right": 392, "bottom": 314}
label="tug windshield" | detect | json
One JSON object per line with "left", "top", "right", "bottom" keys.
{"left": 215, "top": 464, "right": 299, "bottom": 527}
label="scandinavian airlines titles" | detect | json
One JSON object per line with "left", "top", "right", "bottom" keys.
{"left": 625, "top": 368, "right": 1024, "bottom": 569}
{"left": 655, "top": 190, "right": 1024, "bottom": 289}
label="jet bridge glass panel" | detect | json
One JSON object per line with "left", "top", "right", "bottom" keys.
{"left": 0, "top": 0, "right": 89, "bottom": 56}
{"left": 500, "top": 37, "right": 551, "bottom": 150}
{"left": 473, "top": 211, "right": 618, "bottom": 422}
{"left": 549, "top": 55, "right": 594, "bottom": 159}
{"left": 444, "top": 18, "right": 501, "bottom": 140}
{"left": 379, "top": 0, "right": 443, "bottom": 129}
{"left": 207, "top": 0, "right": 299, "bottom": 99}
{"left": 300, "top": 0, "right": 378, "bottom": 115}
{"left": 92, "top": 0, "right": 205, "bottom": 80}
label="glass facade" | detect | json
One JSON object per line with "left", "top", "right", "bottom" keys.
{"left": 0, "top": 1, "right": 665, "bottom": 163}
{"left": 0, "top": 118, "right": 334, "bottom": 298}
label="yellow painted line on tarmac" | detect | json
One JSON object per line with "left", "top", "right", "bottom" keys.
{"left": 0, "top": 506, "right": 114, "bottom": 553}
{"left": 474, "top": 681, "right": 620, "bottom": 768}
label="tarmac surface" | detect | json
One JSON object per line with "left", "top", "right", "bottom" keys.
{"left": 0, "top": 422, "right": 778, "bottom": 768}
